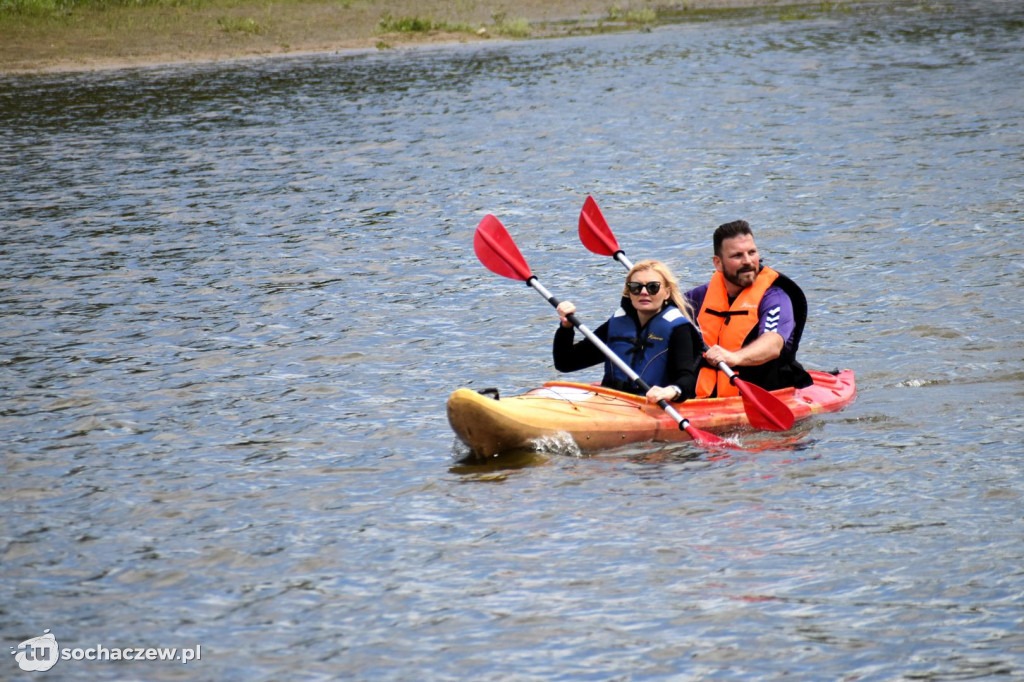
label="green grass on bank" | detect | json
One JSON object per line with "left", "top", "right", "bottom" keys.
{"left": 0, "top": 1, "right": 868, "bottom": 72}
{"left": 377, "top": 9, "right": 530, "bottom": 38}
{"left": 0, "top": 0, "right": 532, "bottom": 39}
{"left": 1, "top": 0, "right": 202, "bottom": 14}
{"left": 1, "top": 0, "right": 657, "bottom": 25}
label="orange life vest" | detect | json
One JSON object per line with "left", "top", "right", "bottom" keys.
{"left": 695, "top": 267, "right": 780, "bottom": 398}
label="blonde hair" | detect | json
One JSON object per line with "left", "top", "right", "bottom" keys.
{"left": 622, "top": 259, "right": 696, "bottom": 322}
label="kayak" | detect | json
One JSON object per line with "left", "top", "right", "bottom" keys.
{"left": 447, "top": 369, "right": 855, "bottom": 459}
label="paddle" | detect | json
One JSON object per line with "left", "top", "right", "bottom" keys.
{"left": 578, "top": 195, "right": 796, "bottom": 432}
{"left": 474, "top": 213, "right": 736, "bottom": 450}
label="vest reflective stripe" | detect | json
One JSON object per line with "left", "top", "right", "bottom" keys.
{"left": 603, "top": 305, "right": 691, "bottom": 393}
{"left": 695, "top": 267, "right": 780, "bottom": 398}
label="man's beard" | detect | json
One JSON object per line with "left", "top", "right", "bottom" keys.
{"left": 724, "top": 265, "right": 758, "bottom": 289}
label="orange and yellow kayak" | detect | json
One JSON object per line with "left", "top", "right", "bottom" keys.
{"left": 447, "top": 369, "right": 855, "bottom": 459}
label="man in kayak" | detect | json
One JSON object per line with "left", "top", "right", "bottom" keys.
{"left": 553, "top": 259, "right": 704, "bottom": 404}
{"left": 685, "top": 220, "right": 812, "bottom": 397}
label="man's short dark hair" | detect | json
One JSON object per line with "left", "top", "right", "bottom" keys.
{"left": 713, "top": 220, "right": 753, "bottom": 257}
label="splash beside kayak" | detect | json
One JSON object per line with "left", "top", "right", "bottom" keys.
{"left": 448, "top": 369, "right": 855, "bottom": 459}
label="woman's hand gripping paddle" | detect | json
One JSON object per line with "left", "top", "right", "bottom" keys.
{"left": 474, "top": 214, "right": 737, "bottom": 450}
{"left": 578, "top": 196, "right": 796, "bottom": 432}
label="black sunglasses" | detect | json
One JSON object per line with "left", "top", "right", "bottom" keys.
{"left": 626, "top": 281, "right": 662, "bottom": 295}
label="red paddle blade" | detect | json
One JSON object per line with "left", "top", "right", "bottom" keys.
{"left": 579, "top": 195, "right": 621, "bottom": 257}
{"left": 474, "top": 215, "right": 533, "bottom": 282}
{"left": 735, "top": 378, "right": 796, "bottom": 431}
{"left": 685, "top": 424, "right": 741, "bottom": 450}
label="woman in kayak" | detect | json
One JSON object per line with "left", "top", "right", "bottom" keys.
{"left": 553, "top": 259, "right": 704, "bottom": 403}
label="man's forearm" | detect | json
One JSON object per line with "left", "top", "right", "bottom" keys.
{"left": 731, "top": 331, "right": 784, "bottom": 366}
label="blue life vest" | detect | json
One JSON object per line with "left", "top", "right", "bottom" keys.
{"left": 602, "top": 305, "right": 692, "bottom": 393}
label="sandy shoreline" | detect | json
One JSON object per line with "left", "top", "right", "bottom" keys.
{"left": 1, "top": 0, "right": 822, "bottom": 75}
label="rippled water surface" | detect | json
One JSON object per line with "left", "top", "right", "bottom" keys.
{"left": 3, "top": 1, "right": 1023, "bottom": 679}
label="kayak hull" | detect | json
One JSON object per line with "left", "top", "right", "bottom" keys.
{"left": 447, "top": 369, "right": 855, "bottom": 459}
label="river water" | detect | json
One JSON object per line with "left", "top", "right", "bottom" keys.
{"left": 3, "top": 1, "right": 1023, "bottom": 679}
